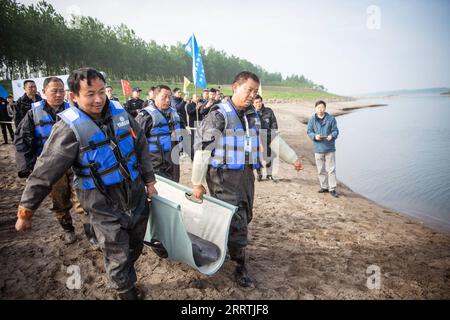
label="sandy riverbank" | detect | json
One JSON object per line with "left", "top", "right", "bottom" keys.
{"left": 0, "top": 100, "right": 449, "bottom": 299}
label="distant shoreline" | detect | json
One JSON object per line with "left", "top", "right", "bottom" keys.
{"left": 271, "top": 98, "right": 450, "bottom": 235}
{"left": 271, "top": 99, "right": 389, "bottom": 124}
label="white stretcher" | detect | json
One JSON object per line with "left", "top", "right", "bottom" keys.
{"left": 144, "top": 175, "right": 237, "bottom": 275}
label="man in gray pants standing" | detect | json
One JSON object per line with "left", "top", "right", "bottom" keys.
{"left": 307, "top": 100, "right": 339, "bottom": 198}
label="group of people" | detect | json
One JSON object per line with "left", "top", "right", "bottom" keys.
{"left": 0, "top": 95, "right": 15, "bottom": 144}
{"left": 0, "top": 80, "right": 44, "bottom": 145}
{"left": 10, "top": 67, "right": 339, "bottom": 299}
{"left": 103, "top": 82, "right": 282, "bottom": 181}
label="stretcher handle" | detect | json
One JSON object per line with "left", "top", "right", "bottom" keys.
{"left": 185, "top": 192, "right": 242, "bottom": 220}
{"left": 185, "top": 192, "right": 203, "bottom": 204}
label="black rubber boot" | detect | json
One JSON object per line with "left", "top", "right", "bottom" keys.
{"left": 60, "top": 216, "right": 75, "bottom": 233}
{"left": 234, "top": 264, "right": 254, "bottom": 288}
{"left": 61, "top": 218, "right": 76, "bottom": 244}
{"left": 118, "top": 286, "right": 144, "bottom": 300}
{"left": 256, "top": 169, "right": 262, "bottom": 182}
{"left": 231, "top": 248, "right": 255, "bottom": 288}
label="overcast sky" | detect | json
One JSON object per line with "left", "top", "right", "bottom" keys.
{"left": 20, "top": 0, "right": 450, "bottom": 95}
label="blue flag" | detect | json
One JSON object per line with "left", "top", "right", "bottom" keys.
{"left": 0, "top": 84, "right": 8, "bottom": 98}
{"left": 184, "top": 34, "right": 207, "bottom": 89}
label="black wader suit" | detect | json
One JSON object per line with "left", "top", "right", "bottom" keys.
{"left": 19, "top": 100, "right": 156, "bottom": 293}
{"left": 135, "top": 107, "right": 183, "bottom": 182}
{"left": 194, "top": 100, "right": 260, "bottom": 285}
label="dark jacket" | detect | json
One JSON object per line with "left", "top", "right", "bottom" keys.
{"left": 19, "top": 100, "right": 155, "bottom": 216}
{"left": 185, "top": 101, "right": 203, "bottom": 128}
{"left": 256, "top": 104, "right": 278, "bottom": 131}
{"left": 194, "top": 100, "right": 260, "bottom": 222}
{"left": 0, "top": 97, "right": 12, "bottom": 121}
{"left": 135, "top": 107, "right": 183, "bottom": 181}
{"left": 256, "top": 104, "right": 278, "bottom": 151}
{"left": 171, "top": 96, "right": 187, "bottom": 128}
{"left": 14, "top": 101, "right": 66, "bottom": 175}
{"left": 125, "top": 98, "right": 145, "bottom": 118}
{"left": 15, "top": 93, "right": 42, "bottom": 126}
{"left": 199, "top": 99, "right": 222, "bottom": 118}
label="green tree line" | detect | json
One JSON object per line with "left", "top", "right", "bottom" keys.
{"left": 0, "top": 0, "right": 326, "bottom": 90}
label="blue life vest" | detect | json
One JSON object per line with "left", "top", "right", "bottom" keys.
{"left": 32, "top": 100, "right": 70, "bottom": 155}
{"left": 58, "top": 101, "right": 140, "bottom": 190}
{"left": 211, "top": 101, "right": 261, "bottom": 170}
{"left": 142, "top": 106, "right": 181, "bottom": 154}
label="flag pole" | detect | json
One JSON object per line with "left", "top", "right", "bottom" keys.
{"left": 195, "top": 85, "right": 198, "bottom": 125}
{"left": 192, "top": 34, "right": 199, "bottom": 126}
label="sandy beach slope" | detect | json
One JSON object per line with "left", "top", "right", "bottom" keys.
{"left": 0, "top": 100, "right": 449, "bottom": 299}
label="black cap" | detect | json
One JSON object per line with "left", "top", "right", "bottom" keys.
{"left": 133, "top": 87, "right": 142, "bottom": 92}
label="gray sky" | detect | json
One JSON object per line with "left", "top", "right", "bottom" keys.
{"left": 20, "top": 0, "right": 450, "bottom": 95}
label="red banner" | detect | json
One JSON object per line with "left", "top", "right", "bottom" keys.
{"left": 121, "top": 79, "right": 132, "bottom": 97}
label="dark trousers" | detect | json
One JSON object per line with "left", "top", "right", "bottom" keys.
{"left": 91, "top": 200, "right": 150, "bottom": 292}
{"left": 0, "top": 123, "right": 14, "bottom": 143}
{"left": 189, "top": 132, "right": 195, "bottom": 161}
{"left": 151, "top": 150, "right": 180, "bottom": 182}
{"left": 206, "top": 165, "right": 255, "bottom": 263}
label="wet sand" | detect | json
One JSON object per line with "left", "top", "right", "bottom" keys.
{"left": 0, "top": 100, "right": 449, "bottom": 299}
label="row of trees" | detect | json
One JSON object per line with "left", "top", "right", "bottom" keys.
{"left": 0, "top": 0, "right": 326, "bottom": 90}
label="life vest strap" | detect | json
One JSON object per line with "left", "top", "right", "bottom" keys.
{"left": 79, "top": 131, "right": 132, "bottom": 154}
{"left": 36, "top": 135, "right": 50, "bottom": 141}
{"left": 35, "top": 121, "right": 55, "bottom": 128}
{"left": 152, "top": 122, "right": 171, "bottom": 129}
{"left": 75, "top": 150, "right": 136, "bottom": 171}
{"left": 74, "top": 162, "right": 120, "bottom": 178}
{"left": 147, "top": 132, "right": 171, "bottom": 138}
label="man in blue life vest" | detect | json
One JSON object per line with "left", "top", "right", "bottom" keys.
{"left": 135, "top": 85, "right": 184, "bottom": 182}
{"left": 15, "top": 68, "right": 158, "bottom": 300}
{"left": 191, "top": 71, "right": 304, "bottom": 288}
{"left": 14, "top": 77, "right": 84, "bottom": 244}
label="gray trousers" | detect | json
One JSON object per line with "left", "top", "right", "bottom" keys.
{"left": 314, "top": 152, "right": 337, "bottom": 191}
